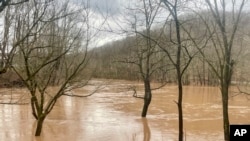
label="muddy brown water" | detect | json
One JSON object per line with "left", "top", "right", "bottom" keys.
{"left": 0, "top": 79, "right": 250, "bottom": 141}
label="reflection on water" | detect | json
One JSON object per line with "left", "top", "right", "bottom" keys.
{"left": 141, "top": 118, "right": 151, "bottom": 141}
{"left": 0, "top": 79, "right": 250, "bottom": 141}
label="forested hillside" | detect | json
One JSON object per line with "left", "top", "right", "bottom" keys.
{"left": 91, "top": 11, "right": 250, "bottom": 86}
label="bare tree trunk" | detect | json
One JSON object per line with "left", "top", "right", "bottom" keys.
{"left": 221, "top": 85, "right": 229, "bottom": 141}
{"left": 35, "top": 115, "right": 46, "bottom": 136}
{"left": 176, "top": 7, "right": 184, "bottom": 141}
{"left": 202, "top": 58, "right": 206, "bottom": 85}
{"left": 177, "top": 68, "right": 183, "bottom": 141}
{"left": 221, "top": 56, "right": 232, "bottom": 141}
{"left": 141, "top": 78, "right": 152, "bottom": 117}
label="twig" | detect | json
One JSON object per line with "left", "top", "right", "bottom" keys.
{"left": 173, "top": 100, "right": 178, "bottom": 104}
{"left": 237, "top": 86, "right": 250, "bottom": 95}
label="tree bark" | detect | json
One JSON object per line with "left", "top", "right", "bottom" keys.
{"left": 221, "top": 86, "right": 229, "bottom": 141}
{"left": 177, "top": 68, "right": 183, "bottom": 141}
{"left": 221, "top": 60, "right": 231, "bottom": 141}
{"left": 141, "top": 79, "right": 152, "bottom": 117}
{"left": 35, "top": 115, "right": 45, "bottom": 136}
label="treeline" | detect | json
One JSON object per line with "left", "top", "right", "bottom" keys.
{"left": 91, "top": 11, "right": 250, "bottom": 86}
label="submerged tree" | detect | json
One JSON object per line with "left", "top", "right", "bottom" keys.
{"left": 155, "top": 0, "right": 210, "bottom": 140}
{"left": 11, "top": 0, "right": 93, "bottom": 136}
{"left": 122, "top": 0, "right": 168, "bottom": 117}
{"left": 192, "top": 0, "right": 248, "bottom": 140}
{"left": 160, "top": 1, "right": 193, "bottom": 140}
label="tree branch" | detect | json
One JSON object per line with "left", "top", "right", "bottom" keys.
{"left": 128, "top": 86, "right": 144, "bottom": 99}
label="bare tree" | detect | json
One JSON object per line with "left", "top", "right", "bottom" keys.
{"left": 160, "top": 1, "right": 193, "bottom": 140}
{"left": 121, "top": 0, "right": 169, "bottom": 117}
{"left": 190, "top": 0, "right": 248, "bottom": 140}
{"left": 10, "top": 0, "right": 93, "bottom": 136}
{"left": 157, "top": 0, "right": 210, "bottom": 140}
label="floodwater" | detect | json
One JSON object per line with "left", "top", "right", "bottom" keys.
{"left": 0, "top": 79, "right": 250, "bottom": 141}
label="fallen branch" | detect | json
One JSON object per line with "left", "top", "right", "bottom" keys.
{"left": 128, "top": 86, "right": 144, "bottom": 99}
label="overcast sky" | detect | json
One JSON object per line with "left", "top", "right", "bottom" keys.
{"left": 72, "top": 0, "right": 127, "bottom": 15}
{"left": 88, "top": 0, "right": 124, "bottom": 15}
{"left": 70, "top": 0, "right": 250, "bottom": 47}
{"left": 76, "top": 0, "right": 167, "bottom": 47}
{"left": 69, "top": 0, "right": 130, "bottom": 47}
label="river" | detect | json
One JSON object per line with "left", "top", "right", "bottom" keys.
{"left": 0, "top": 79, "right": 249, "bottom": 141}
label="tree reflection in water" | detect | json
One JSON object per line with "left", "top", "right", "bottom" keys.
{"left": 141, "top": 117, "right": 151, "bottom": 141}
